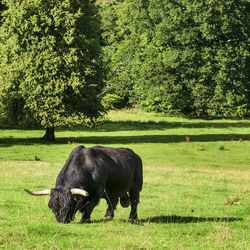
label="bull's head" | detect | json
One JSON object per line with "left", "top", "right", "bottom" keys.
{"left": 25, "top": 188, "right": 88, "bottom": 223}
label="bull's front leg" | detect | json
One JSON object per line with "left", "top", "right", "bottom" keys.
{"left": 79, "top": 194, "right": 100, "bottom": 223}
{"left": 104, "top": 197, "right": 118, "bottom": 219}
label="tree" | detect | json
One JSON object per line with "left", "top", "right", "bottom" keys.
{"left": 0, "top": 0, "right": 7, "bottom": 23}
{"left": 100, "top": 0, "right": 249, "bottom": 117}
{"left": 0, "top": 0, "right": 105, "bottom": 140}
{"left": 97, "top": 0, "right": 130, "bottom": 107}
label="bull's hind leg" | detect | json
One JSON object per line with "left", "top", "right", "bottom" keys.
{"left": 129, "top": 189, "right": 140, "bottom": 221}
{"left": 104, "top": 197, "right": 118, "bottom": 219}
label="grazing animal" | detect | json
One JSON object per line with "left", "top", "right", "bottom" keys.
{"left": 25, "top": 145, "right": 143, "bottom": 224}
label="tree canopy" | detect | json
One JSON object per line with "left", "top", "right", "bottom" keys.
{"left": 99, "top": 0, "right": 250, "bottom": 118}
{"left": 0, "top": 0, "right": 249, "bottom": 132}
{"left": 0, "top": 0, "right": 104, "bottom": 140}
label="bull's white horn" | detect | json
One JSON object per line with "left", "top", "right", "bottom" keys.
{"left": 25, "top": 189, "right": 51, "bottom": 196}
{"left": 70, "top": 188, "right": 89, "bottom": 197}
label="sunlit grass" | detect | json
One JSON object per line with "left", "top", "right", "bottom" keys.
{"left": 0, "top": 110, "right": 249, "bottom": 248}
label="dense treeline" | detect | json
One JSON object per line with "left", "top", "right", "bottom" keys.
{"left": 0, "top": 0, "right": 249, "bottom": 138}
{"left": 99, "top": 0, "right": 250, "bottom": 118}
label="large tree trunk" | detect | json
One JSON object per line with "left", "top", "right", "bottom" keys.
{"left": 42, "top": 127, "right": 55, "bottom": 141}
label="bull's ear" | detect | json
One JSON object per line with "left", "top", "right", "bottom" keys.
{"left": 70, "top": 188, "right": 89, "bottom": 197}
{"left": 25, "top": 189, "right": 51, "bottom": 196}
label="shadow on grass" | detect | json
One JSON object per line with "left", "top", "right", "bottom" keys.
{"left": 66, "top": 120, "right": 250, "bottom": 132}
{"left": 139, "top": 215, "right": 243, "bottom": 224}
{"left": 55, "top": 120, "right": 250, "bottom": 132}
{"left": 91, "top": 215, "right": 243, "bottom": 224}
{"left": 0, "top": 133, "right": 249, "bottom": 147}
{"left": 1, "top": 120, "right": 250, "bottom": 133}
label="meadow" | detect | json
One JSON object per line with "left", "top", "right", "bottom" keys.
{"left": 0, "top": 110, "right": 249, "bottom": 249}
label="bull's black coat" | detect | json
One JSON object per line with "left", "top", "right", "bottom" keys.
{"left": 48, "top": 146, "right": 143, "bottom": 223}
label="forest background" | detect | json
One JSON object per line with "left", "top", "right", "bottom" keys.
{"left": 0, "top": 0, "right": 249, "bottom": 138}
{"left": 98, "top": 0, "right": 249, "bottom": 118}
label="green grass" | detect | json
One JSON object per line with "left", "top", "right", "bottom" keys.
{"left": 0, "top": 110, "right": 249, "bottom": 249}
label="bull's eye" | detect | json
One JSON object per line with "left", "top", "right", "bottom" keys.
{"left": 48, "top": 200, "right": 52, "bottom": 208}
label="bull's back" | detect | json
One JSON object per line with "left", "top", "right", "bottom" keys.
{"left": 93, "top": 146, "right": 143, "bottom": 195}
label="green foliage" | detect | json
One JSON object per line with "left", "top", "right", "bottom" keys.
{"left": 101, "top": 93, "right": 124, "bottom": 110}
{"left": 0, "top": 0, "right": 6, "bottom": 22}
{"left": 99, "top": 0, "right": 249, "bottom": 118}
{"left": 97, "top": 0, "right": 132, "bottom": 102}
{"left": 0, "top": 0, "right": 105, "bottom": 131}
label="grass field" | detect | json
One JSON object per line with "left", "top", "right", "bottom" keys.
{"left": 0, "top": 110, "right": 249, "bottom": 249}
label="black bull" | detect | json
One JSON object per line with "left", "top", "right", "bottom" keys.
{"left": 25, "top": 146, "right": 143, "bottom": 223}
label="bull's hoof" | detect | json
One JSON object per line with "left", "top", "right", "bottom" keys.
{"left": 80, "top": 218, "right": 92, "bottom": 224}
{"left": 128, "top": 217, "right": 139, "bottom": 224}
{"left": 104, "top": 214, "right": 114, "bottom": 220}
{"left": 120, "top": 194, "right": 130, "bottom": 208}
{"left": 129, "top": 213, "right": 138, "bottom": 222}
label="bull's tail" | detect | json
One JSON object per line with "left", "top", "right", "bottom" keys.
{"left": 135, "top": 155, "right": 143, "bottom": 192}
